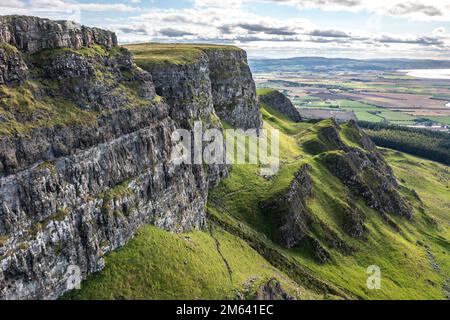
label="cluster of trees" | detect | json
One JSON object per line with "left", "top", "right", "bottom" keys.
{"left": 358, "top": 121, "right": 450, "bottom": 165}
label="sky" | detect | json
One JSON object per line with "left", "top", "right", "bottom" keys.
{"left": 2, "top": 0, "right": 450, "bottom": 59}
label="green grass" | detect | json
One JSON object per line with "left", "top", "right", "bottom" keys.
{"left": 378, "top": 111, "right": 416, "bottom": 122}
{"left": 62, "top": 93, "right": 449, "bottom": 300}
{"left": 209, "top": 103, "right": 449, "bottom": 299}
{"left": 425, "top": 116, "right": 450, "bottom": 125}
{"left": 257, "top": 88, "right": 278, "bottom": 96}
{"left": 0, "top": 82, "right": 99, "bottom": 136}
{"left": 125, "top": 43, "right": 241, "bottom": 68}
{"left": 210, "top": 103, "right": 312, "bottom": 237}
{"left": 29, "top": 44, "right": 112, "bottom": 65}
{"left": 64, "top": 225, "right": 319, "bottom": 300}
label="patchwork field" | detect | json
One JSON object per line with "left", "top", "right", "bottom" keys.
{"left": 253, "top": 70, "right": 450, "bottom": 131}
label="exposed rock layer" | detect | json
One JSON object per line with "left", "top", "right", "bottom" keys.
{"left": 259, "top": 90, "right": 302, "bottom": 122}
{"left": 131, "top": 45, "right": 262, "bottom": 130}
{"left": 0, "top": 16, "right": 258, "bottom": 299}
{"left": 262, "top": 120, "right": 410, "bottom": 263}
{"left": 319, "top": 122, "right": 412, "bottom": 221}
{"left": 0, "top": 16, "right": 117, "bottom": 53}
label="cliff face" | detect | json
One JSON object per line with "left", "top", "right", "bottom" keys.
{"left": 0, "top": 16, "right": 117, "bottom": 53}
{"left": 258, "top": 89, "right": 302, "bottom": 122}
{"left": 203, "top": 48, "right": 261, "bottom": 129}
{"left": 0, "top": 17, "right": 259, "bottom": 299}
{"left": 126, "top": 44, "right": 262, "bottom": 130}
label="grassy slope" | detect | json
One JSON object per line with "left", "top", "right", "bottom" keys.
{"left": 125, "top": 43, "right": 241, "bottom": 68}
{"left": 64, "top": 225, "right": 321, "bottom": 300}
{"left": 210, "top": 89, "right": 450, "bottom": 299}
{"left": 65, "top": 75, "right": 448, "bottom": 301}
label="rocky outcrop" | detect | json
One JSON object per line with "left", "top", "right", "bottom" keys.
{"left": 0, "top": 16, "right": 258, "bottom": 299}
{"left": 262, "top": 120, "right": 409, "bottom": 263}
{"left": 318, "top": 121, "right": 412, "bottom": 221}
{"left": 134, "top": 46, "right": 262, "bottom": 130}
{"left": 256, "top": 278, "right": 295, "bottom": 300}
{"left": 262, "top": 164, "right": 334, "bottom": 264}
{"left": 136, "top": 51, "right": 217, "bottom": 129}
{"left": 342, "top": 206, "right": 367, "bottom": 238}
{"left": 265, "top": 164, "right": 313, "bottom": 248}
{"left": 0, "top": 16, "right": 117, "bottom": 53}
{"left": 258, "top": 90, "right": 302, "bottom": 122}
{"left": 0, "top": 43, "right": 27, "bottom": 86}
{"left": 203, "top": 48, "right": 261, "bottom": 129}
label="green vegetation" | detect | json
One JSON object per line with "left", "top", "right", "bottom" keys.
{"left": 52, "top": 208, "right": 70, "bottom": 222}
{"left": 29, "top": 207, "right": 71, "bottom": 239}
{"left": 29, "top": 44, "right": 113, "bottom": 65}
{"left": 0, "top": 82, "right": 98, "bottom": 136}
{"left": 126, "top": 43, "right": 241, "bottom": 68}
{"left": 64, "top": 225, "right": 319, "bottom": 300}
{"left": 256, "top": 88, "right": 277, "bottom": 96}
{"left": 209, "top": 106, "right": 449, "bottom": 299}
{"left": 65, "top": 97, "right": 449, "bottom": 300}
{"left": 358, "top": 121, "right": 450, "bottom": 165}
{"left": 0, "top": 44, "right": 160, "bottom": 137}
{"left": 98, "top": 180, "right": 134, "bottom": 203}
{"left": 0, "top": 42, "right": 19, "bottom": 58}
{"left": 0, "top": 235, "right": 9, "bottom": 247}
{"left": 296, "top": 97, "right": 425, "bottom": 125}
{"left": 426, "top": 116, "right": 450, "bottom": 126}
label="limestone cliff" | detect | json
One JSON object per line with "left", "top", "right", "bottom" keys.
{"left": 126, "top": 43, "right": 262, "bottom": 130}
{"left": 0, "top": 16, "right": 260, "bottom": 299}
{"left": 258, "top": 89, "right": 302, "bottom": 122}
{"left": 0, "top": 15, "right": 117, "bottom": 53}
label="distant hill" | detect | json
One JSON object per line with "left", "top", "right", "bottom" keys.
{"left": 249, "top": 56, "right": 450, "bottom": 73}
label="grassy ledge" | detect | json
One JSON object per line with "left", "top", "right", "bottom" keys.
{"left": 125, "top": 43, "right": 241, "bottom": 68}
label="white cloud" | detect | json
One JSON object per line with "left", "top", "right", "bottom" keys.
{"left": 0, "top": 0, "right": 26, "bottom": 8}
{"left": 108, "top": 3, "right": 450, "bottom": 59}
{"left": 0, "top": 0, "right": 140, "bottom": 14}
{"left": 2, "top": 0, "right": 450, "bottom": 58}
{"left": 30, "top": 0, "right": 139, "bottom": 12}
{"left": 194, "top": 0, "right": 244, "bottom": 8}
{"left": 195, "top": 0, "right": 450, "bottom": 21}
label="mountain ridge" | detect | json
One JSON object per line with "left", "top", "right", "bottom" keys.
{"left": 0, "top": 16, "right": 260, "bottom": 299}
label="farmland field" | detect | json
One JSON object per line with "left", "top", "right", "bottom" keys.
{"left": 251, "top": 65, "right": 450, "bottom": 132}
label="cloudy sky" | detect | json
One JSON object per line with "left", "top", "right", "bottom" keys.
{"left": 2, "top": 0, "right": 450, "bottom": 59}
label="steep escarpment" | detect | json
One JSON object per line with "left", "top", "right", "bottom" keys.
{"left": 258, "top": 89, "right": 302, "bottom": 122}
{"left": 206, "top": 95, "right": 449, "bottom": 299}
{"left": 126, "top": 44, "right": 262, "bottom": 130}
{"left": 50, "top": 56, "right": 448, "bottom": 301}
{"left": 315, "top": 121, "right": 413, "bottom": 222}
{"left": 234, "top": 91, "right": 413, "bottom": 263}
{"left": 0, "top": 17, "right": 259, "bottom": 299}
{"left": 0, "top": 15, "right": 117, "bottom": 53}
